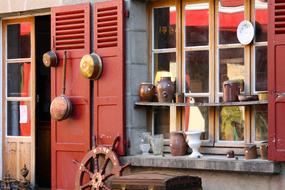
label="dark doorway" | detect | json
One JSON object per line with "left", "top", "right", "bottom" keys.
{"left": 35, "top": 15, "right": 51, "bottom": 188}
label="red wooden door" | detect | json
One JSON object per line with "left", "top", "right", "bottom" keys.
{"left": 93, "top": 0, "right": 125, "bottom": 155}
{"left": 50, "top": 3, "right": 91, "bottom": 189}
{"left": 268, "top": 0, "right": 285, "bottom": 161}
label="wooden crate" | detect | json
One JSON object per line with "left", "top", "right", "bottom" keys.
{"left": 111, "top": 171, "right": 202, "bottom": 190}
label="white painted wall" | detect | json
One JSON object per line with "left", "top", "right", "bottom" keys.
{"left": 0, "top": 18, "right": 3, "bottom": 179}
{"left": 0, "top": 0, "right": 89, "bottom": 14}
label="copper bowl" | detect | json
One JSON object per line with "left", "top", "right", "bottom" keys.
{"left": 42, "top": 50, "right": 58, "bottom": 67}
{"left": 80, "top": 53, "right": 103, "bottom": 80}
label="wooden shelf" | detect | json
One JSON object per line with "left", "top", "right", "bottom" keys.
{"left": 135, "top": 100, "right": 268, "bottom": 107}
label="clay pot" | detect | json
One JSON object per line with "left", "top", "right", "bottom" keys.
{"left": 223, "top": 80, "right": 241, "bottom": 102}
{"left": 170, "top": 132, "right": 187, "bottom": 156}
{"left": 156, "top": 77, "right": 175, "bottom": 103}
{"left": 139, "top": 83, "right": 155, "bottom": 102}
{"left": 260, "top": 142, "right": 268, "bottom": 160}
{"left": 244, "top": 144, "right": 257, "bottom": 159}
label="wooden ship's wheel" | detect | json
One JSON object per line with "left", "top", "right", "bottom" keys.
{"left": 74, "top": 136, "right": 129, "bottom": 190}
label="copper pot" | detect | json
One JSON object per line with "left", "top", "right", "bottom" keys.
{"left": 223, "top": 80, "right": 241, "bottom": 102}
{"left": 139, "top": 83, "right": 155, "bottom": 102}
{"left": 50, "top": 51, "right": 72, "bottom": 121}
{"left": 244, "top": 144, "right": 257, "bottom": 159}
{"left": 156, "top": 77, "right": 175, "bottom": 103}
{"left": 260, "top": 142, "right": 268, "bottom": 160}
{"left": 80, "top": 53, "right": 102, "bottom": 80}
{"left": 170, "top": 132, "right": 187, "bottom": 156}
{"left": 42, "top": 50, "right": 58, "bottom": 67}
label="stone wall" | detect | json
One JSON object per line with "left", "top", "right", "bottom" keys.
{"left": 124, "top": 0, "right": 148, "bottom": 155}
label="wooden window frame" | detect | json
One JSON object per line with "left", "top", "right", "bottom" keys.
{"left": 148, "top": 0, "right": 268, "bottom": 151}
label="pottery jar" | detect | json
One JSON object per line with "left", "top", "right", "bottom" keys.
{"left": 244, "top": 143, "right": 257, "bottom": 159}
{"left": 139, "top": 83, "right": 155, "bottom": 102}
{"left": 156, "top": 77, "right": 175, "bottom": 103}
{"left": 170, "top": 132, "right": 187, "bottom": 156}
{"left": 223, "top": 80, "right": 241, "bottom": 102}
{"left": 260, "top": 142, "right": 268, "bottom": 160}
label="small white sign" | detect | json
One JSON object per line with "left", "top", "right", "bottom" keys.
{"left": 19, "top": 105, "right": 28, "bottom": 124}
{"left": 237, "top": 20, "right": 254, "bottom": 45}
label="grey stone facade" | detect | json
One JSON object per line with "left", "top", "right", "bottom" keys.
{"left": 124, "top": 0, "right": 149, "bottom": 155}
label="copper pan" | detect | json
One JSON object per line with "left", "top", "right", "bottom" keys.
{"left": 50, "top": 51, "right": 72, "bottom": 121}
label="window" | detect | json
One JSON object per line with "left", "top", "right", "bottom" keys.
{"left": 3, "top": 20, "right": 35, "bottom": 137}
{"left": 149, "top": 0, "right": 268, "bottom": 149}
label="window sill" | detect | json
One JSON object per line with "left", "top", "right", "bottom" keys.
{"left": 135, "top": 100, "right": 268, "bottom": 107}
{"left": 121, "top": 154, "right": 280, "bottom": 174}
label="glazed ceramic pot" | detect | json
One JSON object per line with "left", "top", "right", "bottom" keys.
{"left": 170, "top": 131, "right": 187, "bottom": 156}
{"left": 244, "top": 144, "right": 257, "bottom": 159}
{"left": 139, "top": 83, "right": 155, "bottom": 102}
{"left": 260, "top": 142, "right": 268, "bottom": 160}
{"left": 223, "top": 80, "right": 241, "bottom": 102}
{"left": 156, "top": 77, "right": 175, "bottom": 103}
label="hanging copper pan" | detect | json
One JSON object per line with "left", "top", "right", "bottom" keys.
{"left": 42, "top": 50, "right": 58, "bottom": 67}
{"left": 50, "top": 51, "right": 72, "bottom": 121}
{"left": 80, "top": 53, "right": 102, "bottom": 80}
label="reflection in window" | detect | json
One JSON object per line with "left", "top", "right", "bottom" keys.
{"left": 185, "top": 3, "right": 209, "bottom": 46}
{"left": 255, "top": 46, "right": 267, "bottom": 91}
{"left": 7, "top": 22, "right": 31, "bottom": 59}
{"left": 154, "top": 7, "right": 176, "bottom": 49}
{"left": 254, "top": 105, "right": 268, "bottom": 141}
{"left": 185, "top": 51, "right": 209, "bottom": 93}
{"left": 153, "top": 53, "right": 176, "bottom": 83}
{"left": 219, "top": 48, "right": 244, "bottom": 92}
{"left": 255, "top": 0, "right": 268, "bottom": 42}
{"left": 219, "top": 106, "right": 245, "bottom": 141}
{"left": 185, "top": 97, "right": 209, "bottom": 140}
{"left": 7, "top": 63, "right": 31, "bottom": 97}
{"left": 7, "top": 101, "right": 31, "bottom": 136}
{"left": 154, "top": 107, "right": 170, "bottom": 138}
{"left": 219, "top": 0, "right": 244, "bottom": 44}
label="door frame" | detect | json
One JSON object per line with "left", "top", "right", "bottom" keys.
{"left": 2, "top": 17, "right": 35, "bottom": 183}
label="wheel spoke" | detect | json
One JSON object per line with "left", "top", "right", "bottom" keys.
{"left": 100, "top": 157, "right": 110, "bottom": 175}
{"left": 93, "top": 155, "right": 99, "bottom": 173}
{"left": 102, "top": 173, "right": 114, "bottom": 182}
{"left": 81, "top": 164, "right": 94, "bottom": 178}
{"left": 102, "top": 184, "right": 111, "bottom": 190}
{"left": 80, "top": 180, "right": 93, "bottom": 189}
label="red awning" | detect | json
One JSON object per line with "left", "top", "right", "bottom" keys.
{"left": 169, "top": 9, "right": 267, "bottom": 29}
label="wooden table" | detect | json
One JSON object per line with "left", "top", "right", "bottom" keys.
{"left": 111, "top": 171, "right": 202, "bottom": 190}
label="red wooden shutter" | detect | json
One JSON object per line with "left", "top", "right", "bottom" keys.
{"left": 268, "top": 0, "right": 285, "bottom": 161}
{"left": 94, "top": 0, "right": 125, "bottom": 155}
{"left": 51, "top": 3, "right": 90, "bottom": 189}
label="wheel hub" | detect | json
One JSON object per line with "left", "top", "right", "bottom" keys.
{"left": 92, "top": 172, "right": 103, "bottom": 188}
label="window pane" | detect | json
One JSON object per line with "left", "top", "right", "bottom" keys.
{"left": 185, "top": 97, "right": 209, "bottom": 140}
{"left": 154, "top": 107, "right": 170, "bottom": 139}
{"left": 185, "top": 51, "right": 209, "bottom": 93}
{"left": 7, "top": 101, "right": 31, "bottom": 136}
{"left": 7, "top": 23, "right": 31, "bottom": 59}
{"left": 219, "top": 48, "right": 244, "bottom": 92}
{"left": 153, "top": 7, "right": 176, "bottom": 49}
{"left": 219, "top": 0, "right": 244, "bottom": 44}
{"left": 7, "top": 62, "right": 31, "bottom": 97}
{"left": 254, "top": 105, "right": 268, "bottom": 141}
{"left": 153, "top": 53, "right": 176, "bottom": 83}
{"left": 255, "top": 46, "right": 267, "bottom": 91}
{"left": 219, "top": 106, "right": 245, "bottom": 141}
{"left": 185, "top": 3, "right": 209, "bottom": 46}
{"left": 255, "top": 0, "right": 268, "bottom": 42}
